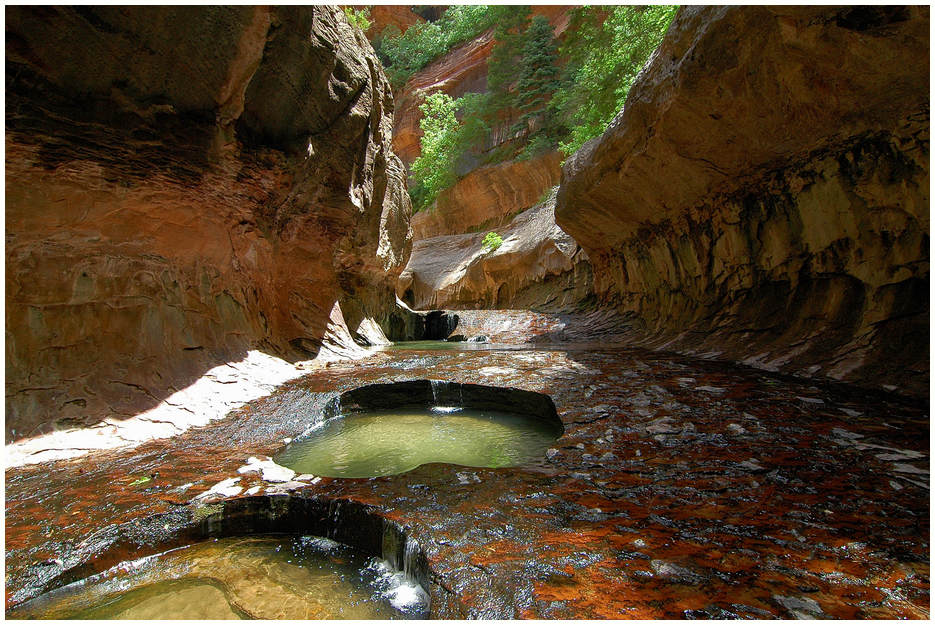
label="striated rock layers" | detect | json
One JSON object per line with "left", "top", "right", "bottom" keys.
{"left": 399, "top": 192, "right": 592, "bottom": 311}
{"left": 556, "top": 6, "right": 929, "bottom": 395}
{"left": 412, "top": 150, "right": 562, "bottom": 239}
{"left": 361, "top": 5, "right": 424, "bottom": 40}
{"left": 6, "top": 6, "right": 412, "bottom": 440}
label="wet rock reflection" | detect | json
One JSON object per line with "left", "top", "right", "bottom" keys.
{"left": 5, "top": 341, "right": 929, "bottom": 619}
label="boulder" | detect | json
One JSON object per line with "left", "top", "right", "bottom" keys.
{"left": 5, "top": 6, "right": 412, "bottom": 440}
{"left": 555, "top": 6, "right": 929, "bottom": 395}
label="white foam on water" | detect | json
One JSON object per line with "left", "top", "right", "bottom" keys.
{"left": 365, "top": 558, "right": 429, "bottom": 614}
{"left": 430, "top": 406, "right": 462, "bottom": 414}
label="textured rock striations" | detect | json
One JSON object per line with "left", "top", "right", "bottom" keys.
{"left": 360, "top": 5, "right": 424, "bottom": 40}
{"left": 399, "top": 191, "right": 592, "bottom": 311}
{"left": 6, "top": 6, "right": 412, "bottom": 440}
{"left": 556, "top": 5, "right": 930, "bottom": 395}
{"left": 412, "top": 151, "right": 562, "bottom": 239}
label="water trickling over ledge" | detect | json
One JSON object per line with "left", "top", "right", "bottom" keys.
{"left": 274, "top": 380, "right": 563, "bottom": 478}
{"left": 7, "top": 496, "right": 431, "bottom": 619}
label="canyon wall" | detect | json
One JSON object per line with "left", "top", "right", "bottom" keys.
{"left": 390, "top": 7, "right": 585, "bottom": 311}
{"left": 391, "top": 7, "right": 574, "bottom": 169}
{"left": 399, "top": 191, "right": 591, "bottom": 311}
{"left": 411, "top": 151, "right": 562, "bottom": 239}
{"left": 5, "top": 6, "right": 412, "bottom": 440}
{"left": 556, "top": 6, "right": 929, "bottom": 395}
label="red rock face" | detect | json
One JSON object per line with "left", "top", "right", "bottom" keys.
{"left": 5, "top": 6, "right": 412, "bottom": 441}
{"left": 556, "top": 6, "right": 930, "bottom": 395}
{"left": 392, "top": 6, "right": 576, "bottom": 168}
{"left": 412, "top": 151, "right": 562, "bottom": 239}
{"left": 360, "top": 5, "right": 424, "bottom": 39}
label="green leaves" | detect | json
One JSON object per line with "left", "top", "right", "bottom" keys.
{"left": 377, "top": 6, "right": 515, "bottom": 89}
{"left": 402, "top": 6, "right": 679, "bottom": 210}
{"left": 410, "top": 92, "right": 491, "bottom": 212}
{"left": 482, "top": 232, "right": 504, "bottom": 252}
{"left": 554, "top": 5, "right": 678, "bottom": 156}
{"left": 342, "top": 7, "right": 371, "bottom": 31}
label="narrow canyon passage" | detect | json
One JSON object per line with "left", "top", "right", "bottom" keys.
{"left": 5, "top": 4, "right": 929, "bottom": 621}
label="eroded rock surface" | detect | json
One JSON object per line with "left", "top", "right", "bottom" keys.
{"left": 5, "top": 319, "right": 928, "bottom": 618}
{"left": 556, "top": 5, "right": 930, "bottom": 395}
{"left": 360, "top": 5, "right": 424, "bottom": 40}
{"left": 412, "top": 151, "right": 562, "bottom": 239}
{"left": 400, "top": 192, "right": 592, "bottom": 311}
{"left": 6, "top": 6, "right": 412, "bottom": 441}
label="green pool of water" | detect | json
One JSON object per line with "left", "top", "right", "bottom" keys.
{"left": 275, "top": 407, "right": 561, "bottom": 478}
{"left": 11, "top": 535, "right": 428, "bottom": 620}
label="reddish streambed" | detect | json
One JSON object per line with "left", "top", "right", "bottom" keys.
{"left": 5, "top": 333, "right": 929, "bottom": 618}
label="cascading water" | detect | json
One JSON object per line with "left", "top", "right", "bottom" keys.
{"left": 429, "top": 379, "right": 460, "bottom": 413}
{"left": 8, "top": 534, "right": 430, "bottom": 619}
{"left": 377, "top": 524, "right": 430, "bottom": 612}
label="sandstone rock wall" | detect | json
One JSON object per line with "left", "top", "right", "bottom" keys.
{"left": 412, "top": 151, "right": 562, "bottom": 239}
{"left": 399, "top": 192, "right": 592, "bottom": 311}
{"left": 556, "top": 6, "right": 929, "bottom": 395}
{"left": 360, "top": 5, "right": 424, "bottom": 39}
{"left": 6, "top": 6, "right": 412, "bottom": 440}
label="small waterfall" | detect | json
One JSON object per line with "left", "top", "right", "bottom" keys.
{"left": 327, "top": 500, "right": 342, "bottom": 539}
{"left": 429, "top": 380, "right": 461, "bottom": 413}
{"left": 429, "top": 379, "right": 443, "bottom": 405}
{"left": 381, "top": 523, "right": 427, "bottom": 588}
{"left": 378, "top": 523, "right": 430, "bottom": 613}
{"left": 402, "top": 537, "right": 421, "bottom": 580}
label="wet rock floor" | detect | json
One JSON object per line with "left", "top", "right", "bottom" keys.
{"left": 5, "top": 343, "right": 929, "bottom": 618}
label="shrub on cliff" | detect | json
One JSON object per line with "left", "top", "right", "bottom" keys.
{"left": 409, "top": 92, "right": 489, "bottom": 211}
{"left": 482, "top": 232, "right": 503, "bottom": 253}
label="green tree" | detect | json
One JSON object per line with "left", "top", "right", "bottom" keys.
{"left": 409, "top": 92, "right": 490, "bottom": 211}
{"left": 512, "top": 15, "right": 563, "bottom": 159}
{"left": 342, "top": 7, "right": 371, "bottom": 31}
{"left": 553, "top": 5, "right": 678, "bottom": 155}
{"left": 486, "top": 7, "right": 531, "bottom": 112}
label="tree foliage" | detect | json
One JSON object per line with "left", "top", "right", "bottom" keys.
{"left": 389, "top": 5, "right": 679, "bottom": 209}
{"left": 553, "top": 5, "right": 678, "bottom": 155}
{"left": 377, "top": 5, "right": 515, "bottom": 89}
{"left": 342, "top": 7, "right": 371, "bottom": 31}
{"left": 409, "top": 92, "right": 490, "bottom": 211}
{"left": 513, "top": 15, "right": 563, "bottom": 159}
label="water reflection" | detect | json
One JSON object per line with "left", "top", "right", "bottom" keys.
{"left": 275, "top": 407, "right": 560, "bottom": 478}
{"left": 10, "top": 535, "right": 429, "bottom": 620}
